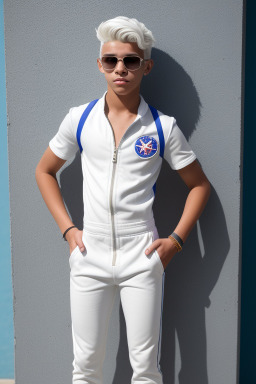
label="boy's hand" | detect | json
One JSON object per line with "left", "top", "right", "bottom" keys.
{"left": 65, "top": 228, "right": 86, "bottom": 255}
{"left": 145, "top": 238, "right": 179, "bottom": 270}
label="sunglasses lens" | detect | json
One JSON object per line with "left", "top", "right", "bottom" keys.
{"left": 101, "top": 56, "right": 118, "bottom": 70}
{"left": 101, "top": 56, "right": 141, "bottom": 70}
{"left": 123, "top": 57, "right": 141, "bottom": 70}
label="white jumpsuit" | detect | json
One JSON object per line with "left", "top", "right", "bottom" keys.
{"left": 49, "top": 90, "right": 197, "bottom": 384}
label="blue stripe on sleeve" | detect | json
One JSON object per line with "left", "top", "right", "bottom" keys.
{"left": 76, "top": 99, "right": 99, "bottom": 153}
{"left": 148, "top": 105, "right": 165, "bottom": 158}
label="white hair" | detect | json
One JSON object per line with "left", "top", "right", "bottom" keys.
{"left": 95, "top": 16, "right": 155, "bottom": 60}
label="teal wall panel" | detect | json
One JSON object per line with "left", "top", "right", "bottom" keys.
{"left": 0, "top": 0, "right": 14, "bottom": 378}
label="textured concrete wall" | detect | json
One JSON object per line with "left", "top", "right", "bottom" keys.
{"left": 4, "top": 1, "right": 244, "bottom": 383}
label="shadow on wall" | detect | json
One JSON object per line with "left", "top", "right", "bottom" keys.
{"left": 59, "top": 48, "right": 230, "bottom": 384}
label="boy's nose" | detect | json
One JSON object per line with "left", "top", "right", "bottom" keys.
{"left": 115, "top": 59, "right": 127, "bottom": 73}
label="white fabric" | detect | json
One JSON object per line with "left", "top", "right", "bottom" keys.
{"left": 49, "top": 91, "right": 197, "bottom": 232}
{"left": 69, "top": 225, "right": 165, "bottom": 384}
{"left": 49, "top": 91, "right": 197, "bottom": 383}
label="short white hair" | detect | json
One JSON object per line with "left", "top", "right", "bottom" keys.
{"left": 95, "top": 16, "right": 155, "bottom": 60}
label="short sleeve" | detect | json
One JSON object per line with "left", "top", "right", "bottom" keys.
{"left": 163, "top": 118, "right": 197, "bottom": 170}
{"left": 49, "top": 108, "right": 79, "bottom": 160}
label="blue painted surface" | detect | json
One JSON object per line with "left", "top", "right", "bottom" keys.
{"left": 240, "top": 1, "right": 256, "bottom": 382}
{"left": 0, "top": 0, "right": 14, "bottom": 378}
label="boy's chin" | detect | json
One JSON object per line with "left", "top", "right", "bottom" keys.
{"left": 111, "top": 85, "right": 139, "bottom": 96}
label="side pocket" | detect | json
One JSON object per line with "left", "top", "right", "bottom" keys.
{"left": 154, "top": 249, "right": 165, "bottom": 273}
{"left": 151, "top": 227, "right": 165, "bottom": 273}
{"left": 69, "top": 245, "right": 79, "bottom": 266}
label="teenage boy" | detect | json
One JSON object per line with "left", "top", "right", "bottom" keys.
{"left": 35, "top": 15, "right": 211, "bottom": 384}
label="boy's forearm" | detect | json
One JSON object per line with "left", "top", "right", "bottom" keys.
{"left": 172, "top": 181, "right": 211, "bottom": 243}
{"left": 35, "top": 170, "right": 74, "bottom": 234}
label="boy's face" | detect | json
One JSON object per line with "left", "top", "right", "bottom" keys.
{"left": 97, "top": 40, "right": 154, "bottom": 96}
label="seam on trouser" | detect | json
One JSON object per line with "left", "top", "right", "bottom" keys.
{"left": 157, "top": 271, "right": 165, "bottom": 375}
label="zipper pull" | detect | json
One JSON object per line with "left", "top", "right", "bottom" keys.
{"left": 113, "top": 148, "right": 117, "bottom": 163}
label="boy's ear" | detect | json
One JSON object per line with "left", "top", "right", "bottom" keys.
{"left": 97, "top": 58, "right": 105, "bottom": 74}
{"left": 144, "top": 59, "right": 154, "bottom": 76}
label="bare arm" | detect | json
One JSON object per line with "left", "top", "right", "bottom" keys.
{"left": 35, "top": 146, "right": 85, "bottom": 252}
{"left": 145, "top": 159, "right": 211, "bottom": 269}
{"left": 173, "top": 159, "right": 211, "bottom": 243}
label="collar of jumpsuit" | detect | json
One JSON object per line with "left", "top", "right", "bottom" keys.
{"left": 99, "top": 90, "right": 149, "bottom": 126}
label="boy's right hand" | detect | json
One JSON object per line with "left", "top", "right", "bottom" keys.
{"left": 65, "top": 227, "right": 86, "bottom": 255}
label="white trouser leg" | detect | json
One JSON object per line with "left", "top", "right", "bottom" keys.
{"left": 69, "top": 241, "right": 118, "bottom": 384}
{"left": 118, "top": 229, "right": 165, "bottom": 384}
{"left": 120, "top": 274, "right": 165, "bottom": 384}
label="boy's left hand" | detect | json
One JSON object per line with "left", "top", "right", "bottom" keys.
{"left": 145, "top": 238, "right": 179, "bottom": 270}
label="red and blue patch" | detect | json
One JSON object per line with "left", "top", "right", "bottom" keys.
{"left": 135, "top": 135, "right": 158, "bottom": 159}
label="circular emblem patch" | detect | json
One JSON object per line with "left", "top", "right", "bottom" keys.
{"left": 134, "top": 135, "right": 158, "bottom": 159}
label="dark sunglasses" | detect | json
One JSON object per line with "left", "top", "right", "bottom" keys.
{"left": 100, "top": 55, "right": 149, "bottom": 71}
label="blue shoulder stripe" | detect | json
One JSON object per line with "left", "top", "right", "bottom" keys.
{"left": 76, "top": 98, "right": 99, "bottom": 153}
{"left": 148, "top": 105, "right": 165, "bottom": 158}
{"left": 148, "top": 104, "right": 165, "bottom": 197}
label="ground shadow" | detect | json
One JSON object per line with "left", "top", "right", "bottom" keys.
{"left": 59, "top": 48, "right": 230, "bottom": 384}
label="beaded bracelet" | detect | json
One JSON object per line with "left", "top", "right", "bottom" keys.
{"left": 168, "top": 235, "right": 182, "bottom": 251}
{"left": 168, "top": 232, "right": 184, "bottom": 252}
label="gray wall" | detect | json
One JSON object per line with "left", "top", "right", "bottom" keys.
{"left": 4, "top": 1, "right": 244, "bottom": 383}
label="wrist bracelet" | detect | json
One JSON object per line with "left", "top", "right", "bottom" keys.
{"left": 171, "top": 232, "right": 184, "bottom": 247}
{"left": 168, "top": 235, "right": 182, "bottom": 252}
{"left": 63, "top": 225, "right": 77, "bottom": 241}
